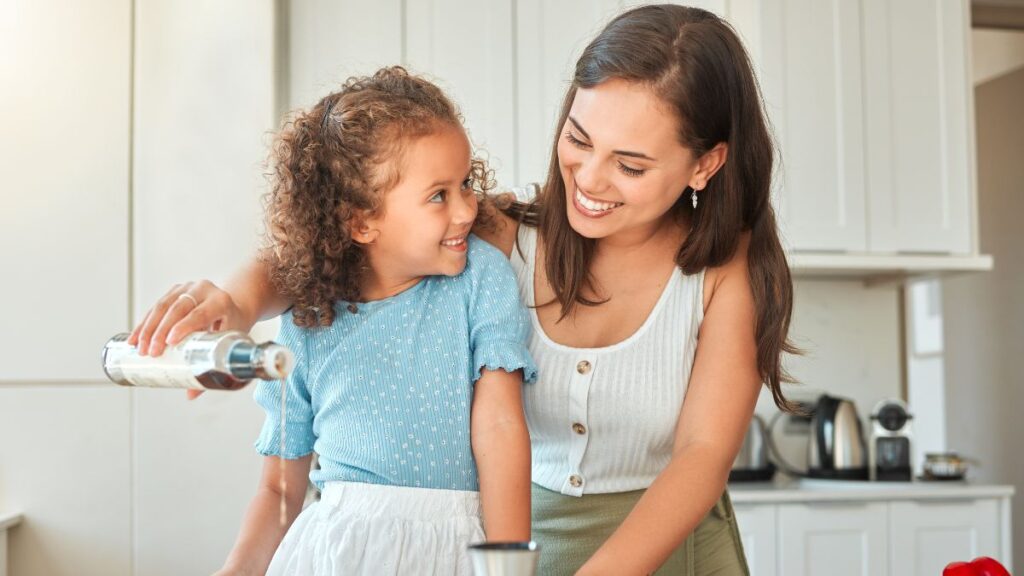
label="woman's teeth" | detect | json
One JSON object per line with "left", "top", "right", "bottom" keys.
{"left": 576, "top": 189, "right": 623, "bottom": 212}
{"left": 441, "top": 237, "right": 465, "bottom": 247}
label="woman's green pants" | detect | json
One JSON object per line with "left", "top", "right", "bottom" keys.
{"left": 531, "top": 483, "right": 750, "bottom": 575}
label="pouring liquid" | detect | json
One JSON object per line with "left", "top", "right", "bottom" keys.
{"left": 101, "top": 331, "right": 296, "bottom": 526}
{"left": 279, "top": 379, "right": 287, "bottom": 527}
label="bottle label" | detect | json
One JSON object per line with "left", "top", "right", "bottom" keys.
{"left": 107, "top": 343, "right": 209, "bottom": 389}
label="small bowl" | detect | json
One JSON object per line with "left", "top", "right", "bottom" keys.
{"left": 922, "top": 452, "right": 969, "bottom": 480}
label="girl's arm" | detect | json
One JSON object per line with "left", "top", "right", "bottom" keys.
{"left": 216, "top": 454, "right": 313, "bottom": 576}
{"left": 129, "top": 254, "right": 289, "bottom": 358}
{"left": 471, "top": 368, "right": 532, "bottom": 541}
{"left": 577, "top": 235, "right": 762, "bottom": 576}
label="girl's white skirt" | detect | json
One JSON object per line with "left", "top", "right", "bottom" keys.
{"left": 267, "top": 481, "right": 484, "bottom": 575}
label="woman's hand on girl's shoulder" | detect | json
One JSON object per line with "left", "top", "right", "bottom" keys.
{"left": 128, "top": 279, "right": 248, "bottom": 358}
{"left": 473, "top": 191, "right": 521, "bottom": 258}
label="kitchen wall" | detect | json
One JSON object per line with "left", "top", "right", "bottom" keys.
{"left": 942, "top": 28, "right": 1024, "bottom": 570}
{"left": 0, "top": 2, "right": 963, "bottom": 575}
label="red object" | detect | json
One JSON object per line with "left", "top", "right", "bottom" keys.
{"left": 943, "top": 556, "right": 1012, "bottom": 576}
{"left": 943, "top": 562, "right": 976, "bottom": 576}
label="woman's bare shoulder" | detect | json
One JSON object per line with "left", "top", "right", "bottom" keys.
{"left": 702, "top": 231, "right": 753, "bottom": 311}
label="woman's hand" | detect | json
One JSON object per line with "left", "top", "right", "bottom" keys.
{"left": 128, "top": 279, "right": 252, "bottom": 355}
{"left": 128, "top": 280, "right": 253, "bottom": 400}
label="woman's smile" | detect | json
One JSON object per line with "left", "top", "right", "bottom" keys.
{"left": 571, "top": 182, "right": 624, "bottom": 218}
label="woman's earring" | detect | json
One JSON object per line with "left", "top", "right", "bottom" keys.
{"left": 691, "top": 189, "right": 698, "bottom": 209}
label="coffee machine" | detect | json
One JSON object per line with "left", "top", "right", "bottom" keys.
{"left": 868, "top": 399, "right": 913, "bottom": 481}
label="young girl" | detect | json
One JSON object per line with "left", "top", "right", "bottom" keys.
{"left": 207, "top": 67, "right": 535, "bottom": 575}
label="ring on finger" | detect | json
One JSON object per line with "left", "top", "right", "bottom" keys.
{"left": 177, "top": 293, "right": 199, "bottom": 308}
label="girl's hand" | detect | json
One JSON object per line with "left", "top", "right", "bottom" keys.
{"left": 128, "top": 279, "right": 249, "bottom": 358}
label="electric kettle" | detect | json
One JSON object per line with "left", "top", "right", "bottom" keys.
{"left": 806, "top": 394, "right": 868, "bottom": 480}
{"left": 729, "top": 414, "right": 775, "bottom": 482}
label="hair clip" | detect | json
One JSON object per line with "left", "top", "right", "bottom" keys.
{"left": 321, "top": 97, "right": 337, "bottom": 132}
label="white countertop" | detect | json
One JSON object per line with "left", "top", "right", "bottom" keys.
{"left": 0, "top": 512, "right": 21, "bottom": 532}
{"left": 728, "top": 477, "right": 1015, "bottom": 504}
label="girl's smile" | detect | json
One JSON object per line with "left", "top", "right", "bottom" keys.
{"left": 441, "top": 234, "right": 469, "bottom": 252}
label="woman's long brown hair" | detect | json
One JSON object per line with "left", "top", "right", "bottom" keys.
{"left": 506, "top": 4, "right": 798, "bottom": 410}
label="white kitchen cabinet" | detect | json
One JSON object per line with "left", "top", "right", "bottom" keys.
{"left": 0, "top": 0, "right": 131, "bottom": 382}
{"left": 406, "top": 0, "right": 517, "bottom": 185}
{"left": 282, "top": 0, "right": 984, "bottom": 276}
{"left": 734, "top": 504, "right": 777, "bottom": 576}
{"left": 746, "top": 0, "right": 975, "bottom": 256}
{"left": 0, "top": 387, "right": 131, "bottom": 576}
{"left": 778, "top": 501, "right": 889, "bottom": 576}
{"left": 515, "top": 0, "right": 728, "bottom": 186}
{"left": 753, "top": 0, "right": 867, "bottom": 253}
{"left": 729, "top": 481, "right": 1015, "bottom": 576}
{"left": 889, "top": 499, "right": 1002, "bottom": 576}
{"left": 287, "top": 0, "right": 403, "bottom": 110}
{"left": 515, "top": 0, "right": 621, "bottom": 185}
{"left": 862, "top": 0, "right": 973, "bottom": 254}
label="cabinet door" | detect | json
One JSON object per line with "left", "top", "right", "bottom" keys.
{"left": 756, "top": 0, "right": 867, "bottom": 252}
{"left": 734, "top": 504, "right": 778, "bottom": 576}
{"left": 862, "top": 0, "right": 972, "bottom": 253}
{"left": 515, "top": 1, "right": 735, "bottom": 187}
{"left": 889, "top": 499, "right": 1002, "bottom": 576}
{"left": 0, "top": 387, "right": 132, "bottom": 575}
{"left": 0, "top": 0, "right": 131, "bottom": 382}
{"left": 287, "top": 0, "right": 402, "bottom": 109}
{"left": 132, "top": 1, "right": 277, "bottom": 574}
{"left": 405, "top": 0, "right": 517, "bottom": 185}
{"left": 515, "top": 0, "right": 621, "bottom": 185}
{"left": 778, "top": 502, "right": 889, "bottom": 576}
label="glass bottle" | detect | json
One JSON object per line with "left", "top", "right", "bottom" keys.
{"left": 102, "top": 331, "right": 293, "bottom": 390}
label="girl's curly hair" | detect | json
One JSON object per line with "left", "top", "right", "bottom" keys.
{"left": 262, "top": 66, "right": 495, "bottom": 328}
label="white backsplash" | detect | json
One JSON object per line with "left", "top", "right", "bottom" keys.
{"left": 754, "top": 278, "right": 903, "bottom": 472}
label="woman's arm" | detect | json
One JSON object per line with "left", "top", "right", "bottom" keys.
{"left": 130, "top": 254, "right": 289, "bottom": 358}
{"left": 216, "top": 454, "right": 313, "bottom": 576}
{"left": 577, "top": 235, "right": 762, "bottom": 576}
{"left": 133, "top": 186, "right": 529, "bottom": 358}
{"left": 471, "top": 368, "right": 532, "bottom": 541}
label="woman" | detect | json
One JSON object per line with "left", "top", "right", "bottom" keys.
{"left": 132, "top": 5, "right": 795, "bottom": 574}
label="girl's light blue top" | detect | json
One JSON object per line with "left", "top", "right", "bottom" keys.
{"left": 253, "top": 235, "right": 538, "bottom": 492}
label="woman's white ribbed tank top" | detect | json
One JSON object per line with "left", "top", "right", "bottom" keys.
{"left": 512, "top": 224, "right": 706, "bottom": 496}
